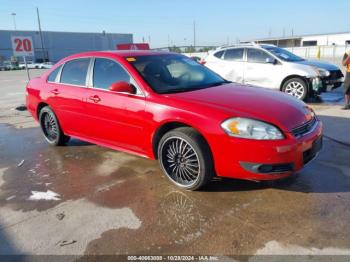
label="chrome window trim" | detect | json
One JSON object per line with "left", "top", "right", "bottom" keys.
{"left": 89, "top": 56, "right": 145, "bottom": 97}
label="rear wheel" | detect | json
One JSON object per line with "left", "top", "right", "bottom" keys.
{"left": 39, "top": 106, "right": 70, "bottom": 146}
{"left": 158, "top": 127, "right": 214, "bottom": 190}
{"left": 282, "top": 77, "right": 308, "bottom": 101}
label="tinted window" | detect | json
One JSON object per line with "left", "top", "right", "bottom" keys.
{"left": 47, "top": 65, "right": 62, "bottom": 82}
{"left": 60, "top": 58, "right": 90, "bottom": 86}
{"left": 223, "top": 48, "right": 244, "bottom": 61}
{"left": 214, "top": 51, "right": 224, "bottom": 59}
{"left": 93, "top": 58, "right": 131, "bottom": 89}
{"left": 247, "top": 49, "right": 271, "bottom": 63}
{"left": 302, "top": 41, "right": 317, "bottom": 47}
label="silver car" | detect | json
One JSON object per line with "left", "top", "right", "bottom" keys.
{"left": 204, "top": 43, "right": 343, "bottom": 100}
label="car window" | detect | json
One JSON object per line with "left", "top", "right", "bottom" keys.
{"left": 60, "top": 58, "right": 90, "bottom": 86}
{"left": 128, "top": 54, "right": 226, "bottom": 94}
{"left": 47, "top": 65, "right": 62, "bottom": 83}
{"left": 223, "top": 48, "right": 244, "bottom": 61}
{"left": 214, "top": 51, "right": 224, "bottom": 59}
{"left": 93, "top": 58, "right": 132, "bottom": 90}
{"left": 247, "top": 49, "right": 272, "bottom": 63}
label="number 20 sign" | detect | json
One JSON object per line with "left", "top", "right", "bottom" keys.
{"left": 11, "top": 36, "right": 34, "bottom": 57}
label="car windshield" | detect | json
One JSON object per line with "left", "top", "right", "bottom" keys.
{"left": 262, "top": 46, "right": 304, "bottom": 62}
{"left": 127, "top": 54, "right": 227, "bottom": 94}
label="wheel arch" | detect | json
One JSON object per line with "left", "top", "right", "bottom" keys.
{"left": 152, "top": 121, "right": 211, "bottom": 160}
{"left": 36, "top": 102, "right": 49, "bottom": 119}
{"left": 280, "top": 75, "right": 309, "bottom": 91}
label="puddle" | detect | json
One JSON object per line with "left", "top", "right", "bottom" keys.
{"left": 0, "top": 199, "right": 141, "bottom": 255}
{"left": 0, "top": 123, "right": 350, "bottom": 255}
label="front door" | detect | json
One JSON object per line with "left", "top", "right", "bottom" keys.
{"left": 84, "top": 57, "right": 147, "bottom": 154}
{"left": 244, "top": 48, "right": 281, "bottom": 89}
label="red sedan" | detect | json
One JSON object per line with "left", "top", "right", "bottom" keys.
{"left": 26, "top": 51, "right": 323, "bottom": 190}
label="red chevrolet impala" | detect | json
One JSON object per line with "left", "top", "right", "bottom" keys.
{"left": 26, "top": 51, "right": 323, "bottom": 190}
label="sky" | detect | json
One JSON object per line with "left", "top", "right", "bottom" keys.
{"left": 1, "top": 0, "right": 350, "bottom": 48}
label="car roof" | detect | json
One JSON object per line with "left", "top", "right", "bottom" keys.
{"left": 67, "top": 50, "right": 174, "bottom": 59}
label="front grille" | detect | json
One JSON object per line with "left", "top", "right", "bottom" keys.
{"left": 292, "top": 117, "right": 317, "bottom": 137}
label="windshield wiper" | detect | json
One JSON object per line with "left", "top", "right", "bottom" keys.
{"left": 158, "top": 87, "right": 203, "bottom": 94}
{"left": 158, "top": 81, "right": 228, "bottom": 94}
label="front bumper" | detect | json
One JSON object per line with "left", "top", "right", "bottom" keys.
{"left": 311, "top": 70, "right": 344, "bottom": 93}
{"left": 212, "top": 119, "right": 323, "bottom": 181}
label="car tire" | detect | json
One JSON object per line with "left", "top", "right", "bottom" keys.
{"left": 282, "top": 77, "right": 308, "bottom": 101}
{"left": 158, "top": 127, "right": 214, "bottom": 190}
{"left": 39, "top": 106, "right": 70, "bottom": 146}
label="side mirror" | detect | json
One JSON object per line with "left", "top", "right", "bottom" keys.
{"left": 265, "top": 57, "right": 277, "bottom": 64}
{"left": 109, "top": 81, "right": 136, "bottom": 94}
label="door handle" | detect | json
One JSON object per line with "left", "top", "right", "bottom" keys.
{"left": 89, "top": 95, "right": 101, "bottom": 103}
{"left": 50, "top": 89, "right": 60, "bottom": 95}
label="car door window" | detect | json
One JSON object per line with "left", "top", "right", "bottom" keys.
{"left": 223, "top": 48, "right": 244, "bottom": 61}
{"left": 93, "top": 58, "right": 140, "bottom": 92}
{"left": 60, "top": 58, "right": 90, "bottom": 86}
{"left": 247, "top": 49, "right": 272, "bottom": 63}
{"left": 47, "top": 65, "right": 62, "bottom": 83}
{"left": 214, "top": 51, "right": 224, "bottom": 59}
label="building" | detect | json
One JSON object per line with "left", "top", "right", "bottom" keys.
{"left": 243, "top": 31, "right": 350, "bottom": 48}
{"left": 0, "top": 30, "right": 133, "bottom": 63}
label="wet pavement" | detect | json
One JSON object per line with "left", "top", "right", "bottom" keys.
{"left": 0, "top": 70, "right": 350, "bottom": 258}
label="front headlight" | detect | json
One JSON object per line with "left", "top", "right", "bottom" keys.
{"left": 221, "top": 118, "right": 284, "bottom": 140}
{"left": 313, "top": 67, "right": 330, "bottom": 77}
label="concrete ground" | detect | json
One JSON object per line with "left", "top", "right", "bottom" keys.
{"left": 0, "top": 69, "right": 350, "bottom": 260}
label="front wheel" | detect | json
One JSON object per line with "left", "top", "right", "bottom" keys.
{"left": 282, "top": 77, "right": 308, "bottom": 101}
{"left": 39, "top": 106, "right": 70, "bottom": 146}
{"left": 158, "top": 127, "right": 214, "bottom": 191}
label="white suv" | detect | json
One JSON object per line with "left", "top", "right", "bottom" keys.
{"left": 204, "top": 44, "right": 343, "bottom": 100}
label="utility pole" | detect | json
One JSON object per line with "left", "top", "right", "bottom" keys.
{"left": 37, "top": 7, "right": 46, "bottom": 62}
{"left": 193, "top": 20, "right": 196, "bottom": 50}
{"left": 11, "top": 13, "right": 17, "bottom": 30}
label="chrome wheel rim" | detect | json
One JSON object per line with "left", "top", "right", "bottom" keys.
{"left": 160, "top": 137, "right": 200, "bottom": 187}
{"left": 42, "top": 112, "right": 58, "bottom": 142}
{"left": 285, "top": 81, "right": 305, "bottom": 99}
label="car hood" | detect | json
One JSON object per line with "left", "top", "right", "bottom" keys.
{"left": 295, "top": 60, "right": 339, "bottom": 71}
{"left": 167, "top": 83, "right": 313, "bottom": 131}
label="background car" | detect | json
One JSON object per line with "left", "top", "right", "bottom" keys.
{"left": 26, "top": 51, "right": 323, "bottom": 190}
{"left": 19, "top": 61, "right": 53, "bottom": 69}
{"left": 39, "top": 62, "right": 54, "bottom": 69}
{"left": 204, "top": 43, "right": 343, "bottom": 100}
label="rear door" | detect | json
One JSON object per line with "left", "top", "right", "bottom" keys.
{"left": 47, "top": 58, "right": 91, "bottom": 136}
{"left": 84, "top": 57, "right": 147, "bottom": 153}
{"left": 244, "top": 48, "right": 281, "bottom": 89}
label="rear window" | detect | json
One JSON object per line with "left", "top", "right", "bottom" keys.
{"left": 60, "top": 58, "right": 90, "bottom": 86}
{"left": 47, "top": 65, "right": 62, "bottom": 82}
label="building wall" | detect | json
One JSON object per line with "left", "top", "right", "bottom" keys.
{"left": 0, "top": 30, "right": 133, "bottom": 62}
{"left": 301, "top": 33, "right": 350, "bottom": 46}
